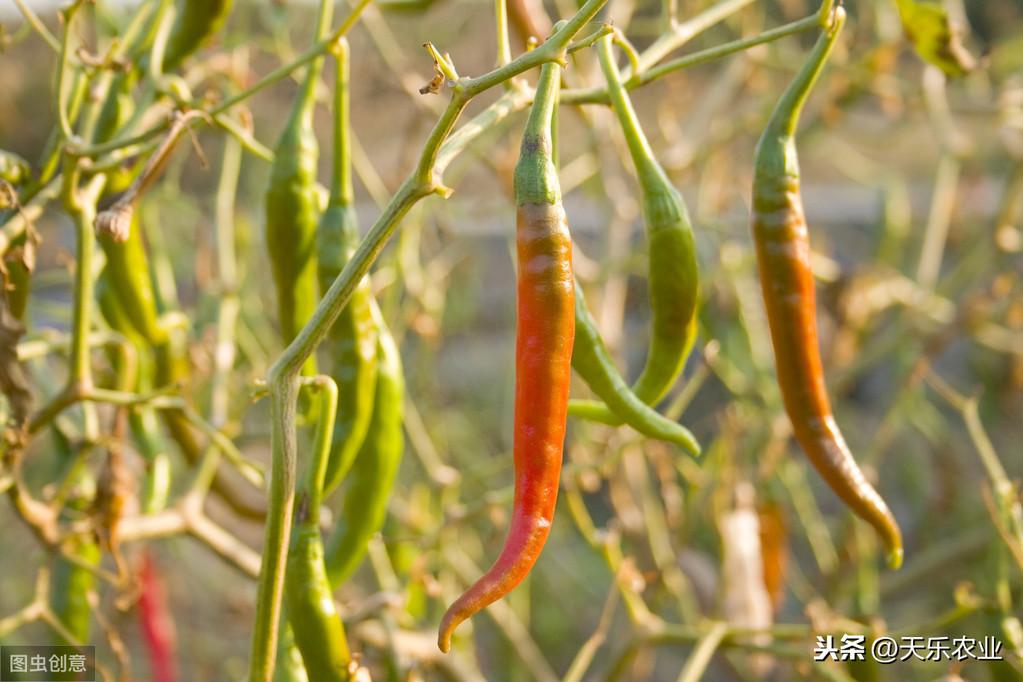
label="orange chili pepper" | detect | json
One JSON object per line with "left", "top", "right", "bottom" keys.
{"left": 751, "top": 8, "right": 902, "bottom": 568}
{"left": 438, "top": 60, "right": 574, "bottom": 652}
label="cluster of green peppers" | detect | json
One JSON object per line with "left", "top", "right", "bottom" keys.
{"left": 266, "top": 32, "right": 405, "bottom": 680}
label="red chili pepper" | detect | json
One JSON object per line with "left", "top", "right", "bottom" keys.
{"left": 438, "top": 60, "right": 574, "bottom": 652}
{"left": 138, "top": 551, "right": 178, "bottom": 682}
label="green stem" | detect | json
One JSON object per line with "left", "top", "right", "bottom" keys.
{"left": 595, "top": 36, "right": 664, "bottom": 194}
{"left": 13, "top": 0, "right": 60, "bottom": 52}
{"left": 55, "top": 1, "right": 84, "bottom": 141}
{"left": 563, "top": 13, "right": 820, "bottom": 105}
{"left": 675, "top": 621, "right": 728, "bottom": 682}
{"left": 632, "top": 0, "right": 755, "bottom": 76}
{"left": 249, "top": 377, "right": 299, "bottom": 682}
{"left": 75, "top": 0, "right": 375, "bottom": 160}
{"left": 495, "top": 0, "right": 512, "bottom": 68}
{"left": 64, "top": 171, "right": 106, "bottom": 441}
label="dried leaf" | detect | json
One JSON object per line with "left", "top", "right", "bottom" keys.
{"left": 895, "top": 0, "right": 978, "bottom": 77}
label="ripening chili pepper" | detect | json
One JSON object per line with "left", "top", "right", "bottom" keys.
{"left": 568, "top": 35, "right": 699, "bottom": 425}
{"left": 162, "top": 0, "right": 235, "bottom": 72}
{"left": 265, "top": 3, "right": 332, "bottom": 378}
{"left": 750, "top": 8, "right": 902, "bottom": 569}
{"left": 138, "top": 551, "right": 179, "bottom": 682}
{"left": 317, "top": 39, "right": 379, "bottom": 496}
{"left": 571, "top": 279, "right": 700, "bottom": 455}
{"left": 285, "top": 378, "right": 352, "bottom": 680}
{"left": 437, "top": 61, "right": 574, "bottom": 653}
{"left": 325, "top": 310, "right": 404, "bottom": 588}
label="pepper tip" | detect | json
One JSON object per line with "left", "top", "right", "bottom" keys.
{"left": 886, "top": 546, "right": 903, "bottom": 571}
{"left": 437, "top": 609, "right": 458, "bottom": 653}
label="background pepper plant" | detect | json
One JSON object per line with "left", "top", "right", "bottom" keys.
{"left": 1, "top": 0, "right": 1022, "bottom": 680}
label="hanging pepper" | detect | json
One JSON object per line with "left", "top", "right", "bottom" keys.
{"left": 162, "top": 0, "right": 235, "bottom": 72}
{"left": 285, "top": 378, "right": 352, "bottom": 680}
{"left": 96, "top": 271, "right": 172, "bottom": 515}
{"left": 325, "top": 308, "right": 404, "bottom": 588}
{"left": 571, "top": 279, "right": 700, "bottom": 454}
{"left": 265, "top": 2, "right": 331, "bottom": 378}
{"left": 437, "top": 60, "right": 574, "bottom": 653}
{"left": 317, "top": 39, "right": 379, "bottom": 496}
{"left": 569, "top": 34, "right": 699, "bottom": 425}
{"left": 98, "top": 215, "right": 167, "bottom": 346}
{"left": 50, "top": 443, "right": 101, "bottom": 646}
{"left": 750, "top": 8, "right": 902, "bottom": 568}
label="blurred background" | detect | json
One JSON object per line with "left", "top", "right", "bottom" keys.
{"left": 1, "top": 0, "right": 1023, "bottom": 680}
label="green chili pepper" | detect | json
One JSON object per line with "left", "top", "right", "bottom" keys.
{"left": 92, "top": 73, "right": 138, "bottom": 148}
{"left": 162, "top": 0, "right": 235, "bottom": 72}
{"left": 571, "top": 279, "right": 700, "bottom": 455}
{"left": 285, "top": 378, "right": 351, "bottom": 680}
{"left": 51, "top": 536, "right": 100, "bottom": 645}
{"left": 265, "top": 3, "right": 333, "bottom": 378}
{"left": 273, "top": 624, "right": 310, "bottom": 682}
{"left": 96, "top": 272, "right": 172, "bottom": 515}
{"left": 50, "top": 453, "right": 100, "bottom": 646}
{"left": 325, "top": 309, "right": 404, "bottom": 588}
{"left": 98, "top": 215, "right": 168, "bottom": 346}
{"left": 318, "top": 39, "right": 379, "bottom": 496}
{"left": 569, "top": 35, "right": 699, "bottom": 425}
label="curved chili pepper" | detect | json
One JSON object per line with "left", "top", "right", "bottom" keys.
{"left": 437, "top": 61, "right": 574, "bottom": 653}
{"left": 285, "top": 378, "right": 351, "bottom": 680}
{"left": 571, "top": 279, "right": 700, "bottom": 454}
{"left": 325, "top": 309, "right": 404, "bottom": 588}
{"left": 318, "top": 39, "right": 379, "bottom": 496}
{"left": 162, "top": 0, "right": 235, "bottom": 72}
{"left": 750, "top": 8, "right": 902, "bottom": 569}
{"left": 265, "top": 7, "right": 330, "bottom": 378}
{"left": 569, "top": 35, "right": 699, "bottom": 425}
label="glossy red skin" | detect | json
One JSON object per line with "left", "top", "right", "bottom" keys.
{"left": 752, "top": 159, "right": 902, "bottom": 567}
{"left": 438, "top": 202, "right": 575, "bottom": 652}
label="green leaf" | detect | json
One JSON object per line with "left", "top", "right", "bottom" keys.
{"left": 894, "top": 0, "right": 978, "bottom": 77}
